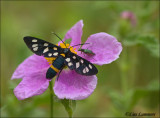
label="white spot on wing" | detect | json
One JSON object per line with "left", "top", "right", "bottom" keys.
{"left": 33, "top": 47, "right": 38, "bottom": 51}
{"left": 44, "top": 43, "right": 48, "bottom": 46}
{"left": 73, "top": 56, "right": 76, "bottom": 59}
{"left": 76, "top": 62, "right": 80, "bottom": 68}
{"left": 65, "top": 58, "right": 70, "bottom": 62}
{"left": 32, "top": 39, "right": 37, "bottom": 42}
{"left": 89, "top": 64, "right": 92, "bottom": 69}
{"left": 48, "top": 53, "right": 52, "bottom": 57}
{"left": 53, "top": 52, "right": 58, "bottom": 56}
{"left": 85, "top": 67, "right": 89, "bottom": 72}
{"left": 80, "top": 59, "right": 84, "bottom": 63}
{"left": 53, "top": 47, "right": 57, "bottom": 50}
{"left": 83, "top": 68, "right": 86, "bottom": 73}
{"left": 32, "top": 44, "right": 38, "bottom": 47}
{"left": 68, "top": 62, "right": 73, "bottom": 66}
{"left": 43, "top": 47, "right": 49, "bottom": 53}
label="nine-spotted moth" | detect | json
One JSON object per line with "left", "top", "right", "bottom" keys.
{"left": 23, "top": 36, "right": 98, "bottom": 80}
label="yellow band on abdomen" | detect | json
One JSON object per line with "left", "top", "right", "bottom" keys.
{"left": 60, "top": 53, "right": 65, "bottom": 57}
{"left": 50, "top": 65, "right": 59, "bottom": 73}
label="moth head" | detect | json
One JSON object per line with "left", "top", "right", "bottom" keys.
{"left": 63, "top": 48, "right": 69, "bottom": 54}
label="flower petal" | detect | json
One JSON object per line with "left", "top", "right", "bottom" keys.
{"left": 58, "top": 20, "right": 83, "bottom": 49}
{"left": 79, "top": 32, "right": 122, "bottom": 65}
{"left": 11, "top": 54, "right": 49, "bottom": 79}
{"left": 14, "top": 68, "right": 49, "bottom": 100}
{"left": 54, "top": 70, "right": 97, "bottom": 100}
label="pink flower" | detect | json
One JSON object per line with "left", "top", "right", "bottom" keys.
{"left": 11, "top": 20, "right": 122, "bottom": 100}
{"left": 121, "top": 11, "right": 137, "bottom": 26}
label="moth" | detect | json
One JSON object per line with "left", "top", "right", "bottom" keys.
{"left": 23, "top": 36, "right": 98, "bottom": 80}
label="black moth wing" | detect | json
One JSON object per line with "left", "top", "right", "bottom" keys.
{"left": 24, "top": 36, "right": 62, "bottom": 57}
{"left": 64, "top": 55, "right": 74, "bottom": 70}
{"left": 64, "top": 52, "right": 98, "bottom": 76}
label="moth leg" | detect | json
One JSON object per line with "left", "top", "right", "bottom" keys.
{"left": 82, "top": 52, "right": 86, "bottom": 57}
{"left": 90, "top": 56, "right": 96, "bottom": 61}
{"left": 56, "top": 68, "right": 63, "bottom": 81}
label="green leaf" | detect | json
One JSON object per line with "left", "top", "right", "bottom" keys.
{"left": 147, "top": 79, "right": 159, "bottom": 91}
{"left": 127, "top": 89, "right": 149, "bottom": 110}
{"left": 107, "top": 89, "right": 128, "bottom": 112}
{"left": 61, "top": 99, "right": 76, "bottom": 118}
{"left": 137, "top": 35, "right": 159, "bottom": 57}
{"left": 123, "top": 33, "right": 139, "bottom": 46}
{"left": 123, "top": 34, "right": 159, "bottom": 57}
{"left": 127, "top": 79, "right": 159, "bottom": 110}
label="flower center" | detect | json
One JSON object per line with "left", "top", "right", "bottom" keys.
{"left": 45, "top": 42, "right": 77, "bottom": 65}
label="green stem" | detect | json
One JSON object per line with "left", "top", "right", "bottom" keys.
{"left": 130, "top": 47, "right": 138, "bottom": 88}
{"left": 61, "top": 99, "right": 76, "bottom": 118}
{"left": 121, "top": 67, "right": 127, "bottom": 94}
{"left": 49, "top": 81, "right": 54, "bottom": 118}
{"left": 69, "top": 99, "right": 73, "bottom": 118}
{"left": 119, "top": 47, "right": 128, "bottom": 95}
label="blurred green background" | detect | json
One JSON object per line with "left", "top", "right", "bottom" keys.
{"left": 1, "top": 1, "right": 159, "bottom": 117}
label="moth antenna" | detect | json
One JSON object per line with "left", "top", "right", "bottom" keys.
{"left": 51, "top": 32, "right": 67, "bottom": 48}
{"left": 71, "top": 43, "right": 90, "bottom": 47}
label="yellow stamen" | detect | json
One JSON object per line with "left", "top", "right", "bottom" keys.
{"left": 59, "top": 42, "right": 77, "bottom": 54}
{"left": 66, "top": 44, "right": 70, "bottom": 47}
{"left": 45, "top": 57, "right": 56, "bottom": 65}
{"left": 45, "top": 42, "right": 77, "bottom": 65}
